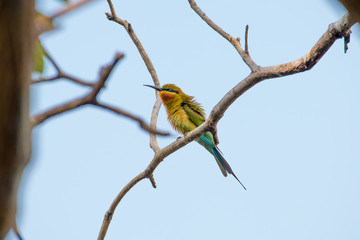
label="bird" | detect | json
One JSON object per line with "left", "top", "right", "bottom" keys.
{"left": 144, "top": 83, "right": 246, "bottom": 189}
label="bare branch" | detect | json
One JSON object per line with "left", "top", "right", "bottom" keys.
{"left": 105, "top": 13, "right": 160, "bottom": 87}
{"left": 32, "top": 74, "right": 94, "bottom": 86}
{"left": 97, "top": 121, "right": 210, "bottom": 240}
{"left": 148, "top": 174, "right": 157, "bottom": 188}
{"left": 32, "top": 45, "right": 95, "bottom": 87}
{"left": 98, "top": 171, "right": 147, "bottom": 240}
{"left": 58, "top": 73, "right": 95, "bottom": 86}
{"left": 209, "top": 13, "right": 355, "bottom": 125}
{"left": 209, "top": 125, "right": 219, "bottom": 145}
{"left": 49, "top": 0, "right": 95, "bottom": 20}
{"left": 188, "top": 0, "right": 259, "bottom": 72}
{"left": 244, "top": 25, "right": 249, "bottom": 54}
{"left": 92, "top": 102, "right": 169, "bottom": 136}
{"left": 41, "top": 43, "right": 61, "bottom": 73}
{"left": 149, "top": 97, "right": 162, "bottom": 152}
{"left": 30, "top": 95, "right": 88, "bottom": 128}
{"left": 106, "top": 0, "right": 117, "bottom": 19}
{"left": 105, "top": 0, "right": 163, "bottom": 152}
{"left": 30, "top": 53, "right": 123, "bottom": 128}
{"left": 31, "top": 76, "right": 58, "bottom": 84}
{"left": 344, "top": 29, "right": 351, "bottom": 53}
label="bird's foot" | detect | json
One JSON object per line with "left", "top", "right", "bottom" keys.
{"left": 177, "top": 133, "right": 187, "bottom": 140}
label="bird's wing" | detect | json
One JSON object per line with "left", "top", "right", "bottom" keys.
{"left": 182, "top": 102, "right": 217, "bottom": 146}
{"left": 182, "top": 101, "right": 205, "bottom": 126}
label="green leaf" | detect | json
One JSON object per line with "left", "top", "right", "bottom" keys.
{"left": 33, "top": 40, "right": 45, "bottom": 73}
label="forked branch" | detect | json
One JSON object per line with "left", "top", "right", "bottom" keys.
{"left": 31, "top": 53, "right": 168, "bottom": 136}
{"left": 188, "top": 0, "right": 259, "bottom": 72}
{"left": 32, "top": 44, "right": 95, "bottom": 86}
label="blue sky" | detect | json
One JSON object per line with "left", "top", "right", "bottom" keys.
{"left": 7, "top": 1, "right": 360, "bottom": 239}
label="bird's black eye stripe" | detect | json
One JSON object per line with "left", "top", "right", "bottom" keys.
{"left": 162, "top": 88, "right": 178, "bottom": 94}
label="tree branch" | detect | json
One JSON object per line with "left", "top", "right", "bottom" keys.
{"left": 49, "top": 0, "right": 95, "bottom": 20}
{"left": 188, "top": 0, "right": 259, "bottom": 72}
{"left": 31, "top": 53, "right": 122, "bottom": 127}
{"left": 105, "top": 13, "right": 160, "bottom": 87}
{"left": 105, "top": 2, "right": 163, "bottom": 149}
{"left": 97, "top": 4, "right": 356, "bottom": 239}
{"left": 211, "top": 18, "right": 356, "bottom": 127}
{"left": 31, "top": 53, "right": 167, "bottom": 136}
{"left": 92, "top": 102, "right": 168, "bottom": 136}
{"left": 32, "top": 45, "right": 95, "bottom": 87}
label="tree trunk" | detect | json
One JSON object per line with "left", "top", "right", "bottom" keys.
{"left": 0, "top": 0, "right": 34, "bottom": 238}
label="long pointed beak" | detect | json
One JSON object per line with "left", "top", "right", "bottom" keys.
{"left": 143, "top": 84, "right": 162, "bottom": 91}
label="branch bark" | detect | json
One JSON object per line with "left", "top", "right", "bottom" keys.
{"left": 97, "top": 1, "right": 356, "bottom": 239}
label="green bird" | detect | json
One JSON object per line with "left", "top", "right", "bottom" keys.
{"left": 145, "top": 84, "right": 246, "bottom": 189}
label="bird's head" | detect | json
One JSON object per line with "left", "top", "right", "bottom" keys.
{"left": 144, "top": 84, "right": 188, "bottom": 104}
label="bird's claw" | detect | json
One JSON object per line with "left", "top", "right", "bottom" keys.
{"left": 177, "top": 133, "right": 188, "bottom": 140}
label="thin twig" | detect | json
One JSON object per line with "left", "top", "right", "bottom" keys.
{"left": 106, "top": 0, "right": 117, "bottom": 19}
{"left": 244, "top": 25, "right": 249, "bottom": 54}
{"left": 92, "top": 102, "right": 168, "bottom": 136}
{"left": 31, "top": 76, "right": 58, "bottom": 84}
{"left": 148, "top": 174, "right": 157, "bottom": 188}
{"left": 105, "top": 14, "right": 160, "bottom": 87}
{"left": 49, "top": 0, "right": 95, "bottom": 20}
{"left": 32, "top": 45, "right": 95, "bottom": 86}
{"left": 32, "top": 74, "right": 95, "bottom": 86}
{"left": 344, "top": 29, "right": 351, "bottom": 53}
{"left": 41, "top": 43, "right": 61, "bottom": 73}
{"left": 59, "top": 73, "right": 95, "bottom": 86}
{"left": 188, "top": 0, "right": 259, "bottom": 72}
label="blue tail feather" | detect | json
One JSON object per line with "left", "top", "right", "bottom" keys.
{"left": 198, "top": 135, "right": 246, "bottom": 190}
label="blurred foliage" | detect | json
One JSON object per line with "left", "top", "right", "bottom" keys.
{"left": 33, "top": 11, "right": 56, "bottom": 73}
{"left": 33, "top": 40, "right": 45, "bottom": 73}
